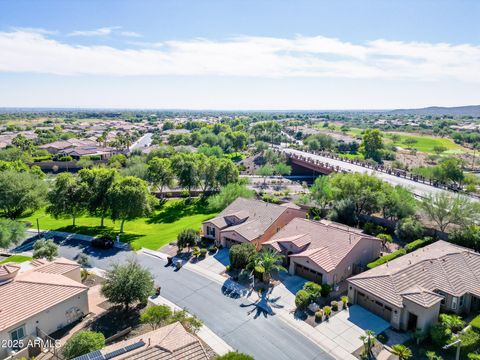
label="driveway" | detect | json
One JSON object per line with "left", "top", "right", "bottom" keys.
{"left": 314, "top": 305, "right": 390, "bottom": 354}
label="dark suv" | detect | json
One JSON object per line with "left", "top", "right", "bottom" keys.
{"left": 91, "top": 237, "right": 114, "bottom": 249}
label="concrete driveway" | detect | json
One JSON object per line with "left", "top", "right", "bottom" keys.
{"left": 194, "top": 248, "right": 230, "bottom": 274}
{"left": 314, "top": 305, "right": 390, "bottom": 354}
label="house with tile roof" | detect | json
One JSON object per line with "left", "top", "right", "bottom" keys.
{"left": 0, "top": 258, "right": 88, "bottom": 360}
{"left": 74, "top": 322, "right": 208, "bottom": 360}
{"left": 262, "top": 218, "right": 383, "bottom": 284}
{"left": 347, "top": 240, "right": 480, "bottom": 333}
{"left": 202, "top": 198, "right": 305, "bottom": 248}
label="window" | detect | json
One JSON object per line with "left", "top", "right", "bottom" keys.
{"left": 10, "top": 325, "right": 25, "bottom": 342}
{"left": 451, "top": 296, "right": 458, "bottom": 310}
{"left": 459, "top": 295, "right": 464, "bottom": 307}
{"left": 207, "top": 226, "right": 215, "bottom": 237}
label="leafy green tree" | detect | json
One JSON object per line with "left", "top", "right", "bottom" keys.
{"left": 430, "top": 322, "right": 452, "bottom": 346}
{"left": 47, "top": 173, "right": 88, "bottom": 226}
{"left": 421, "top": 193, "right": 480, "bottom": 232}
{"left": 0, "top": 170, "right": 47, "bottom": 219}
{"left": 438, "top": 157, "right": 464, "bottom": 186}
{"left": 310, "top": 176, "right": 332, "bottom": 209}
{"left": 229, "top": 242, "right": 256, "bottom": 270}
{"left": 140, "top": 305, "right": 172, "bottom": 329}
{"left": 249, "top": 249, "right": 286, "bottom": 283}
{"left": 33, "top": 239, "right": 59, "bottom": 261}
{"left": 171, "top": 153, "right": 201, "bottom": 197}
{"left": 360, "top": 129, "right": 384, "bottom": 162}
{"left": 207, "top": 182, "right": 254, "bottom": 212}
{"left": 449, "top": 225, "right": 480, "bottom": 252}
{"left": 274, "top": 162, "right": 291, "bottom": 176}
{"left": 108, "top": 176, "right": 157, "bottom": 232}
{"left": 216, "top": 158, "right": 239, "bottom": 187}
{"left": 391, "top": 344, "right": 412, "bottom": 360}
{"left": 439, "top": 313, "right": 465, "bottom": 332}
{"left": 381, "top": 185, "right": 416, "bottom": 221}
{"left": 177, "top": 228, "right": 199, "bottom": 251}
{"left": 0, "top": 219, "right": 26, "bottom": 249}
{"left": 147, "top": 157, "right": 174, "bottom": 197}
{"left": 395, "top": 217, "right": 424, "bottom": 242}
{"left": 63, "top": 331, "right": 105, "bottom": 360}
{"left": 101, "top": 259, "right": 155, "bottom": 311}
{"left": 216, "top": 352, "right": 254, "bottom": 360}
{"left": 168, "top": 309, "right": 203, "bottom": 333}
{"left": 79, "top": 167, "right": 118, "bottom": 227}
{"left": 256, "top": 165, "right": 274, "bottom": 185}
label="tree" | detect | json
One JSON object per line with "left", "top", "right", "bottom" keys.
{"left": 361, "top": 129, "right": 384, "bottom": 162}
{"left": 295, "top": 289, "right": 311, "bottom": 310}
{"left": 207, "top": 183, "right": 254, "bottom": 212}
{"left": 391, "top": 344, "right": 412, "bottom": 360}
{"left": 395, "top": 217, "right": 424, "bottom": 242}
{"left": 47, "top": 173, "right": 88, "bottom": 227}
{"left": 439, "top": 313, "right": 465, "bottom": 332}
{"left": 256, "top": 165, "right": 274, "bottom": 185}
{"left": 381, "top": 185, "right": 416, "bottom": 221}
{"left": 274, "top": 162, "right": 291, "bottom": 176}
{"left": 108, "top": 176, "right": 157, "bottom": 233}
{"left": 449, "top": 225, "right": 480, "bottom": 252}
{"left": 171, "top": 153, "right": 201, "bottom": 197}
{"left": 140, "top": 305, "right": 172, "bottom": 329}
{"left": 101, "top": 259, "right": 155, "bottom": 311}
{"left": 433, "top": 145, "right": 447, "bottom": 155}
{"left": 11, "top": 134, "right": 35, "bottom": 153}
{"left": 229, "top": 242, "right": 256, "bottom": 270}
{"left": 177, "top": 228, "right": 199, "bottom": 251}
{"left": 360, "top": 330, "right": 376, "bottom": 357}
{"left": 79, "top": 167, "right": 118, "bottom": 227}
{"left": 0, "top": 219, "right": 26, "bottom": 249}
{"left": 421, "top": 193, "right": 480, "bottom": 232}
{"left": 216, "top": 352, "right": 254, "bottom": 360}
{"left": 249, "top": 249, "right": 286, "bottom": 283}
{"left": 33, "top": 239, "right": 59, "bottom": 261}
{"left": 216, "top": 159, "right": 239, "bottom": 187}
{"left": 310, "top": 176, "right": 332, "bottom": 209}
{"left": 147, "top": 157, "right": 174, "bottom": 197}
{"left": 438, "top": 157, "right": 464, "bottom": 186}
{"left": 0, "top": 170, "right": 47, "bottom": 219}
{"left": 63, "top": 331, "right": 105, "bottom": 360}
{"left": 168, "top": 309, "right": 203, "bottom": 333}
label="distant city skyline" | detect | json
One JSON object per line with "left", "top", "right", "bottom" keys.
{"left": 1, "top": 0, "right": 479, "bottom": 109}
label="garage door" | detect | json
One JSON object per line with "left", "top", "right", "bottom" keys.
{"left": 294, "top": 263, "right": 323, "bottom": 283}
{"left": 224, "top": 238, "right": 242, "bottom": 248}
{"left": 356, "top": 291, "right": 392, "bottom": 322}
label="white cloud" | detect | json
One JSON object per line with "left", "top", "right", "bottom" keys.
{"left": 120, "top": 31, "right": 142, "bottom": 38}
{"left": 0, "top": 30, "right": 479, "bottom": 82}
{"left": 68, "top": 26, "right": 120, "bottom": 37}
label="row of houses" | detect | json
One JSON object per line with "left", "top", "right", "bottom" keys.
{"left": 202, "top": 198, "right": 480, "bottom": 334}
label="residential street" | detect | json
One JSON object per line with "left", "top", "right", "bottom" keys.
{"left": 17, "top": 233, "right": 335, "bottom": 360}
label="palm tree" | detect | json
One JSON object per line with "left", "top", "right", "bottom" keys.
{"left": 250, "top": 249, "right": 286, "bottom": 283}
{"left": 359, "top": 330, "right": 376, "bottom": 357}
{"left": 391, "top": 344, "right": 412, "bottom": 360}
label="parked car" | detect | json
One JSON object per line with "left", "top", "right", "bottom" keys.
{"left": 91, "top": 237, "right": 114, "bottom": 249}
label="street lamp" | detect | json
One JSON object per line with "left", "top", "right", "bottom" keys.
{"left": 443, "top": 338, "right": 461, "bottom": 360}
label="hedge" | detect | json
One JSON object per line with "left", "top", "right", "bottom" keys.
{"left": 470, "top": 314, "right": 480, "bottom": 332}
{"left": 367, "top": 248, "right": 406, "bottom": 269}
{"left": 405, "top": 237, "right": 433, "bottom": 253}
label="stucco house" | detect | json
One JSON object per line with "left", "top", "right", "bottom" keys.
{"left": 262, "top": 218, "right": 383, "bottom": 284}
{"left": 202, "top": 197, "right": 305, "bottom": 248}
{"left": 73, "top": 321, "right": 208, "bottom": 360}
{"left": 347, "top": 241, "right": 480, "bottom": 333}
{"left": 0, "top": 258, "right": 88, "bottom": 360}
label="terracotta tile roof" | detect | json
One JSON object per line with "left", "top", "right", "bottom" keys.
{"left": 205, "top": 198, "right": 300, "bottom": 241}
{"left": 266, "top": 218, "right": 381, "bottom": 272}
{"left": 32, "top": 257, "right": 80, "bottom": 276}
{"left": 0, "top": 263, "right": 21, "bottom": 277}
{"left": 99, "top": 322, "right": 208, "bottom": 360}
{"left": 400, "top": 286, "right": 444, "bottom": 308}
{"left": 0, "top": 261, "right": 87, "bottom": 331}
{"left": 348, "top": 241, "right": 480, "bottom": 308}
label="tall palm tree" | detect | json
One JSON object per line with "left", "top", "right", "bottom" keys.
{"left": 391, "top": 344, "right": 412, "bottom": 360}
{"left": 359, "top": 330, "right": 376, "bottom": 357}
{"left": 250, "top": 249, "right": 286, "bottom": 283}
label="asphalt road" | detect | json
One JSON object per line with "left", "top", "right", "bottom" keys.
{"left": 17, "top": 234, "right": 334, "bottom": 360}
{"left": 282, "top": 147, "right": 476, "bottom": 200}
{"left": 129, "top": 132, "right": 153, "bottom": 152}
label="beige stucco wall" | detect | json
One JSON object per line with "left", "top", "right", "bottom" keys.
{"left": 288, "top": 257, "right": 328, "bottom": 283}
{"left": 401, "top": 298, "right": 440, "bottom": 333}
{"left": 202, "top": 222, "right": 221, "bottom": 243}
{"left": 63, "top": 267, "right": 82, "bottom": 283}
{"left": 0, "top": 290, "right": 89, "bottom": 359}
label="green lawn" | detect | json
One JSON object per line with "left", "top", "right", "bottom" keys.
{"left": 384, "top": 132, "right": 466, "bottom": 154}
{"left": 0, "top": 255, "right": 32, "bottom": 264}
{"left": 21, "top": 200, "right": 218, "bottom": 251}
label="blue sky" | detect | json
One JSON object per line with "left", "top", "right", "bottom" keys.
{"left": 0, "top": 0, "right": 479, "bottom": 109}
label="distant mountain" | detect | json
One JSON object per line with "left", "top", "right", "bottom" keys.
{"left": 389, "top": 105, "right": 480, "bottom": 117}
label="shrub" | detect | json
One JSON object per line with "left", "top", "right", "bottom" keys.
{"left": 303, "top": 281, "right": 322, "bottom": 300}
{"left": 341, "top": 295, "right": 349, "bottom": 307}
{"left": 367, "top": 248, "right": 406, "bottom": 269}
{"left": 321, "top": 284, "right": 332, "bottom": 297}
{"left": 177, "top": 228, "right": 199, "bottom": 250}
{"left": 363, "top": 222, "right": 385, "bottom": 236}
{"left": 315, "top": 310, "right": 323, "bottom": 322}
{"left": 331, "top": 301, "right": 338, "bottom": 311}
{"left": 459, "top": 329, "right": 480, "bottom": 354}
{"left": 140, "top": 305, "right": 172, "bottom": 329}
{"left": 58, "top": 155, "right": 73, "bottom": 162}
{"left": 430, "top": 323, "right": 452, "bottom": 347}
{"left": 377, "top": 233, "right": 393, "bottom": 246}
{"left": 229, "top": 242, "right": 256, "bottom": 270}
{"left": 199, "top": 248, "right": 208, "bottom": 257}
{"left": 439, "top": 313, "right": 465, "bottom": 332}
{"left": 405, "top": 237, "right": 432, "bottom": 253}
{"left": 63, "top": 331, "right": 105, "bottom": 359}
{"left": 225, "top": 264, "right": 231, "bottom": 272}
{"left": 295, "top": 289, "right": 311, "bottom": 310}
{"left": 470, "top": 314, "right": 480, "bottom": 332}
{"left": 192, "top": 246, "right": 201, "bottom": 257}
{"left": 216, "top": 352, "right": 254, "bottom": 360}
{"left": 208, "top": 245, "right": 217, "bottom": 253}
{"left": 395, "top": 217, "right": 424, "bottom": 242}
{"left": 323, "top": 306, "right": 332, "bottom": 317}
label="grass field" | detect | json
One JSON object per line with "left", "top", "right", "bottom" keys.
{"left": 21, "top": 199, "right": 218, "bottom": 251}
{"left": 0, "top": 255, "right": 32, "bottom": 264}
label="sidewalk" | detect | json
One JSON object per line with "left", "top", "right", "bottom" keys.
{"left": 148, "top": 294, "right": 233, "bottom": 356}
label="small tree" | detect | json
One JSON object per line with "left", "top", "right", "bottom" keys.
{"left": 391, "top": 344, "right": 412, "bottom": 360}
{"left": 177, "top": 228, "right": 199, "bottom": 251}
{"left": 169, "top": 309, "right": 203, "bottom": 334}
{"left": 33, "top": 239, "right": 58, "bottom": 261}
{"left": 229, "top": 242, "right": 256, "bottom": 270}
{"left": 256, "top": 165, "right": 274, "bottom": 185}
{"left": 295, "top": 289, "right": 311, "bottom": 310}
{"left": 147, "top": 157, "right": 174, "bottom": 198}
{"left": 101, "top": 259, "right": 155, "bottom": 311}
{"left": 395, "top": 217, "right": 424, "bottom": 242}
{"left": 249, "top": 249, "right": 286, "bottom": 283}
{"left": 140, "top": 305, "right": 172, "bottom": 329}
{"left": 360, "top": 330, "right": 376, "bottom": 357}
{"left": 63, "top": 331, "right": 105, "bottom": 359}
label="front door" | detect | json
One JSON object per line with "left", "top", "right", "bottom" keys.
{"left": 407, "top": 312, "right": 418, "bottom": 331}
